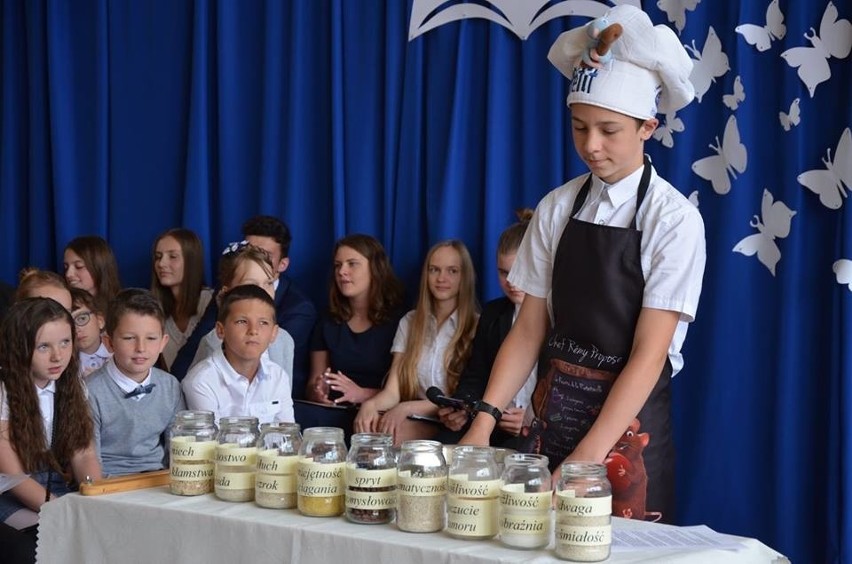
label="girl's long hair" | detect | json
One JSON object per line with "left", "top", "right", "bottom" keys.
{"left": 328, "top": 234, "right": 404, "bottom": 325}
{"left": 151, "top": 228, "right": 206, "bottom": 321}
{"left": 0, "top": 298, "right": 92, "bottom": 473}
{"left": 15, "top": 268, "right": 69, "bottom": 302}
{"left": 397, "top": 240, "right": 478, "bottom": 401}
{"left": 65, "top": 235, "right": 122, "bottom": 303}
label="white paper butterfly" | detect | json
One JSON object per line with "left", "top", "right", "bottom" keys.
{"left": 692, "top": 115, "right": 748, "bottom": 195}
{"left": 797, "top": 127, "right": 852, "bottom": 209}
{"left": 735, "top": 0, "right": 786, "bottom": 52}
{"left": 781, "top": 1, "right": 852, "bottom": 97}
{"left": 685, "top": 27, "right": 730, "bottom": 103}
{"left": 688, "top": 191, "right": 700, "bottom": 207}
{"left": 723, "top": 75, "right": 746, "bottom": 110}
{"left": 652, "top": 112, "right": 685, "bottom": 148}
{"left": 833, "top": 259, "right": 852, "bottom": 291}
{"left": 733, "top": 189, "right": 796, "bottom": 276}
{"left": 657, "top": 0, "right": 700, "bottom": 34}
{"left": 779, "top": 98, "right": 801, "bottom": 131}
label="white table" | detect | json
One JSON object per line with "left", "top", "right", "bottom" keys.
{"left": 36, "top": 488, "right": 785, "bottom": 563}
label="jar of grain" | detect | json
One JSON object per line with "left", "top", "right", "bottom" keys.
{"left": 344, "top": 433, "right": 396, "bottom": 524}
{"left": 255, "top": 422, "right": 302, "bottom": 509}
{"left": 555, "top": 462, "right": 612, "bottom": 561}
{"left": 396, "top": 440, "right": 446, "bottom": 533}
{"left": 446, "top": 446, "right": 502, "bottom": 540}
{"left": 214, "top": 416, "right": 260, "bottom": 502}
{"left": 499, "top": 453, "right": 552, "bottom": 549}
{"left": 296, "top": 427, "right": 347, "bottom": 517}
{"left": 169, "top": 410, "right": 218, "bottom": 496}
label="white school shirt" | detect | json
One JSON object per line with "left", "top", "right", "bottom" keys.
{"left": 509, "top": 165, "right": 706, "bottom": 376}
{"left": 0, "top": 380, "right": 56, "bottom": 446}
{"left": 391, "top": 309, "right": 462, "bottom": 398}
{"left": 162, "top": 287, "right": 214, "bottom": 369}
{"left": 182, "top": 348, "right": 294, "bottom": 425}
{"left": 104, "top": 359, "right": 155, "bottom": 401}
{"left": 80, "top": 342, "right": 111, "bottom": 378}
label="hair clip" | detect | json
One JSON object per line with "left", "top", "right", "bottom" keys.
{"left": 221, "top": 240, "right": 250, "bottom": 256}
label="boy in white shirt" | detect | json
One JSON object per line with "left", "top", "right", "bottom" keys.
{"left": 182, "top": 284, "right": 294, "bottom": 425}
{"left": 70, "top": 288, "right": 111, "bottom": 378}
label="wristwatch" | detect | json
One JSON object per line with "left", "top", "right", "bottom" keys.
{"left": 473, "top": 400, "right": 502, "bottom": 423}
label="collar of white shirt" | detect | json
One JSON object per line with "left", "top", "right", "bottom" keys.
{"left": 105, "top": 358, "right": 153, "bottom": 395}
{"left": 211, "top": 347, "right": 272, "bottom": 385}
{"left": 36, "top": 379, "right": 57, "bottom": 397}
{"left": 430, "top": 308, "right": 459, "bottom": 333}
{"left": 81, "top": 342, "right": 111, "bottom": 363}
{"left": 587, "top": 165, "right": 645, "bottom": 211}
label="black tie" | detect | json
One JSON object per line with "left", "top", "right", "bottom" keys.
{"left": 124, "top": 383, "right": 156, "bottom": 399}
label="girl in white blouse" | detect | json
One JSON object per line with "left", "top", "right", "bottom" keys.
{"left": 354, "top": 240, "right": 478, "bottom": 445}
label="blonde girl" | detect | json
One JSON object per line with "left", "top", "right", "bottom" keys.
{"left": 355, "top": 240, "right": 478, "bottom": 444}
{"left": 15, "top": 269, "right": 72, "bottom": 311}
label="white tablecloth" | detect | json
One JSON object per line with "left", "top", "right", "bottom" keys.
{"left": 36, "top": 487, "right": 785, "bottom": 563}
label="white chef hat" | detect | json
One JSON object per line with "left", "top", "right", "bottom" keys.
{"left": 548, "top": 5, "right": 695, "bottom": 119}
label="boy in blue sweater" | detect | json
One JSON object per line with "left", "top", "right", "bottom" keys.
{"left": 87, "top": 289, "right": 185, "bottom": 476}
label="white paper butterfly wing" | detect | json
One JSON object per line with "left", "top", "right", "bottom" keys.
{"left": 820, "top": 1, "right": 852, "bottom": 59}
{"left": 735, "top": 23, "right": 772, "bottom": 51}
{"left": 779, "top": 110, "right": 792, "bottom": 131}
{"left": 688, "top": 191, "right": 700, "bottom": 207}
{"left": 761, "top": 191, "right": 796, "bottom": 239}
{"left": 733, "top": 233, "right": 781, "bottom": 275}
{"left": 722, "top": 115, "right": 748, "bottom": 174}
{"left": 781, "top": 46, "right": 831, "bottom": 97}
{"left": 693, "top": 155, "right": 731, "bottom": 194}
{"left": 798, "top": 169, "right": 843, "bottom": 209}
{"left": 835, "top": 128, "right": 852, "bottom": 192}
{"left": 766, "top": 0, "right": 786, "bottom": 40}
{"left": 653, "top": 127, "right": 675, "bottom": 148}
{"left": 833, "top": 259, "right": 852, "bottom": 290}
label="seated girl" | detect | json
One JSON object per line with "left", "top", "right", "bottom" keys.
{"left": 15, "top": 269, "right": 72, "bottom": 311}
{"left": 0, "top": 298, "right": 101, "bottom": 549}
{"left": 354, "top": 240, "right": 478, "bottom": 445}
{"left": 150, "top": 228, "right": 214, "bottom": 379}
{"left": 189, "top": 242, "right": 295, "bottom": 380}
{"left": 63, "top": 236, "right": 122, "bottom": 308}
{"left": 300, "top": 234, "right": 405, "bottom": 438}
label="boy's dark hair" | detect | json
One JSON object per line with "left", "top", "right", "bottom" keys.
{"left": 217, "top": 284, "right": 277, "bottom": 324}
{"left": 70, "top": 287, "right": 104, "bottom": 315}
{"left": 241, "top": 215, "right": 292, "bottom": 258}
{"left": 106, "top": 288, "right": 166, "bottom": 336}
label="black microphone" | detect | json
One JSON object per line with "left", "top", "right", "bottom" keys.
{"left": 426, "top": 387, "right": 473, "bottom": 411}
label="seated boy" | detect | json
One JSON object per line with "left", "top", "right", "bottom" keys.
{"left": 87, "top": 289, "right": 185, "bottom": 476}
{"left": 70, "top": 288, "right": 111, "bottom": 378}
{"left": 182, "top": 284, "right": 295, "bottom": 425}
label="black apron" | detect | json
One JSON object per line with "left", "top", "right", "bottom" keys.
{"left": 519, "top": 158, "right": 675, "bottom": 523}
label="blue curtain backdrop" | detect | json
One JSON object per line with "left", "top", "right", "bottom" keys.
{"left": 1, "top": 1, "right": 850, "bottom": 561}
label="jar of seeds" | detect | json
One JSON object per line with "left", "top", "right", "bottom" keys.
{"left": 499, "top": 453, "right": 552, "bottom": 549}
{"left": 169, "top": 410, "right": 218, "bottom": 496}
{"left": 446, "top": 446, "right": 502, "bottom": 540}
{"left": 255, "top": 422, "right": 302, "bottom": 509}
{"left": 297, "top": 427, "right": 347, "bottom": 517}
{"left": 345, "top": 433, "right": 397, "bottom": 524}
{"left": 555, "top": 462, "right": 612, "bottom": 561}
{"left": 214, "top": 416, "right": 260, "bottom": 502}
{"left": 396, "top": 440, "right": 447, "bottom": 533}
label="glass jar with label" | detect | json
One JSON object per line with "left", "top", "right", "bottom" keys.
{"left": 396, "top": 440, "right": 447, "bottom": 533}
{"left": 555, "top": 462, "right": 612, "bottom": 562}
{"left": 169, "top": 410, "right": 218, "bottom": 496}
{"left": 499, "top": 453, "right": 552, "bottom": 549}
{"left": 214, "top": 416, "right": 260, "bottom": 502}
{"left": 255, "top": 422, "right": 302, "bottom": 509}
{"left": 446, "top": 446, "right": 502, "bottom": 540}
{"left": 345, "top": 433, "right": 397, "bottom": 524}
{"left": 297, "top": 427, "right": 347, "bottom": 517}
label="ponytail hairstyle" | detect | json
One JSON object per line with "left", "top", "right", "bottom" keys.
{"left": 497, "top": 208, "right": 534, "bottom": 257}
{"left": 397, "top": 240, "right": 479, "bottom": 401}
{"left": 0, "top": 298, "right": 91, "bottom": 473}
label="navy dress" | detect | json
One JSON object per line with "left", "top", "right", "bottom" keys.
{"left": 295, "top": 310, "right": 402, "bottom": 442}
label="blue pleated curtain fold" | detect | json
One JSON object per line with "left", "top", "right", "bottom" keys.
{"left": 0, "top": 1, "right": 849, "bottom": 562}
